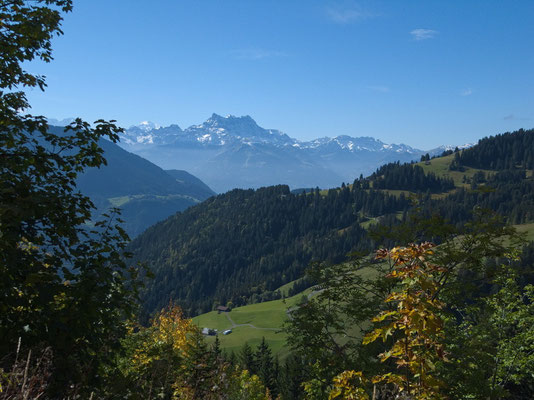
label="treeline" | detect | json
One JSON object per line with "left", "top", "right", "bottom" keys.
{"left": 418, "top": 173, "right": 534, "bottom": 226}
{"left": 367, "top": 162, "right": 455, "bottom": 192}
{"left": 451, "top": 128, "right": 534, "bottom": 170}
{"left": 130, "top": 185, "right": 410, "bottom": 317}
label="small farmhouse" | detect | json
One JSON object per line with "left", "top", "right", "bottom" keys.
{"left": 216, "top": 305, "right": 230, "bottom": 313}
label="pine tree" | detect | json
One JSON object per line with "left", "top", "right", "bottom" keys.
{"left": 256, "top": 337, "right": 276, "bottom": 395}
{"left": 279, "top": 355, "right": 309, "bottom": 400}
{"left": 212, "top": 335, "right": 222, "bottom": 359}
{"left": 240, "top": 342, "right": 257, "bottom": 375}
{"left": 227, "top": 350, "right": 237, "bottom": 367}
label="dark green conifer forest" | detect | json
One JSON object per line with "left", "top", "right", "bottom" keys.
{"left": 369, "top": 162, "right": 455, "bottom": 192}
{"left": 132, "top": 184, "right": 410, "bottom": 316}
{"left": 451, "top": 128, "right": 534, "bottom": 170}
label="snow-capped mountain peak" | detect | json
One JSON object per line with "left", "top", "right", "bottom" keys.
{"left": 47, "top": 117, "right": 76, "bottom": 126}
{"left": 296, "top": 135, "right": 418, "bottom": 154}
{"left": 136, "top": 121, "right": 160, "bottom": 132}
{"left": 182, "top": 114, "right": 293, "bottom": 146}
{"left": 120, "top": 121, "right": 182, "bottom": 146}
{"left": 116, "top": 113, "right": 467, "bottom": 192}
{"left": 119, "top": 114, "right": 446, "bottom": 155}
{"left": 428, "top": 143, "right": 475, "bottom": 154}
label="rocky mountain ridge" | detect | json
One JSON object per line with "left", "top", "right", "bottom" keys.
{"left": 60, "top": 114, "right": 470, "bottom": 193}
{"left": 120, "top": 113, "right": 425, "bottom": 154}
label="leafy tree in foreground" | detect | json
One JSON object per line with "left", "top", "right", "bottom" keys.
{"left": 360, "top": 243, "right": 447, "bottom": 399}
{"left": 327, "top": 245, "right": 534, "bottom": 400}
{"left": 284, "top": 254, "right": 394, "bottom": 393}
{"left": 288, "top": 211, "right": 532, "bottom": 399}
{"left": 0, "top": 0, "right": 143, "bottom": 396}
{"left": 442, "top": 265, "right": 534, "bottom": 399}
{"left": 116, "top": 304, "right": 271, "bottom": 400}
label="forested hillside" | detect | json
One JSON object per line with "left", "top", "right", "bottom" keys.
{"left": 419, "top": 173, "right": 534, "bottom": 225}
{"left": 450, "top": 127, "right": 534, "bottom": 170}
{"left": 131, "top": 128, "right": 534, "bottom": 319}
{"left": 132, "top": 185, "right": 409, "bottom": 316}
{"left": 369, "top": 162, "right": 455, "bottom": 192}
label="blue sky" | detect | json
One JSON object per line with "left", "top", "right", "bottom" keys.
{"left": 25, "top": 0, "right": 534, "bottom": 149}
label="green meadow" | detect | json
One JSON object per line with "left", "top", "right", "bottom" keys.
{"left": 192, "top": 287, "right": 311, "bottom": 358}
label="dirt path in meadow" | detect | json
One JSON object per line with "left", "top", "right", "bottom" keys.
{"left": 223, "top": 312, "right": 279, "bottom": 331}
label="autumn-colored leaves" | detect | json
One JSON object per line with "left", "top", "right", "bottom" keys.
{"left": 330, "top": 243, "right": 447, "bottom": 400}
{"left": 123, "top": 304, "right": 271, "bottom": 399}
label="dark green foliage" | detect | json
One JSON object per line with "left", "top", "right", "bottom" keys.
{"left": 287, "top": 277, "right": 313, "bottom": 297}
{"left": 232, "top": 340, "right": 311, "bottom": 399}
{"left": 1, "top": 94, "right": 142, "bottom": 397}
{"left": 420, "top": 153, "right": 430, "bottom": 162}
{"left": 438, "top": 261, "right": 534, "bottom": 399}
{"left": 369, "top": 161, "right": 455, "bottom": 193}
{"left": 278, "top": 355, "right": 311, "bottom": 400}
{"left": 288, "top": 212, "right": 533, "bottom": 398}
{"left": 0, "top": 1, "right": 144, "bottom": 396}
{"left": 180, "top": 331, "right": 222, "bottom": 397}
{"left": 131, "top": 185, "right": 410, "bottom": 317}
{"left": 284, "top": 256, "right": 393, "bottom": 390}
{"left": 421, "top": 177, "right": 534, "bottom": 225}
{"left": 489, "top": 168, "right": 527, "bottom": 184}
{"left": 451, "top": 128, "right": 534, "bottom": 170}
{"left": 369, "top": 162, "right": 533, "bottom": 240}
{"left": 240, "top": 342, "right": 257, "bottom": 375}
{"left": 211, "top": 335, "right": 222, "bottom": 359}
{"left": 0, "top": 0, "right": 72, "bottom": 91}
{"left": 256, "top": 337, "right": 277, "bottom": 397}
{"left": 227, "top": 350, "right": 238, "bottom": 367}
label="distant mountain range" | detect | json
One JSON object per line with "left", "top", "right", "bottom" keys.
{"left": 118, "top": 114, "right": 469, "bottom": 192}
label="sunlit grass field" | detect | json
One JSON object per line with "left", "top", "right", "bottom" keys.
{"left": 192, "top": 287, "right": 311, "bottom": 358}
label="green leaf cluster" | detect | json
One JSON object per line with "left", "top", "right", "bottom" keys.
{"left": 0, "top": 1, "right": 144, "bottom": 396}
{"left": 286, "top": 212, "right": 534, "bottom": 399}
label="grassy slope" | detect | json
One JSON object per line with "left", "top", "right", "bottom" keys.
{"left": 419, "top": 156, "right": 534, "bottom": 239}
{"left": 515, "top": 223, "right": 534, "bottom": 242}
{"left": 276, "top": 279, "right": 302, "bottom": 297}
{"left": 108, "top": 193, "right": 199, "bottom": 208}
{"left": 192, "top": 263, "right": 382, "bottom": 358}
{"left": 344, "top": 154, "right": 491, "bottom": 200}
{"left": 192, "top": 289, "right": 310, "bottom": 358}
{"left": 416, "top": 153, "right": 505, "bottom": 188}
